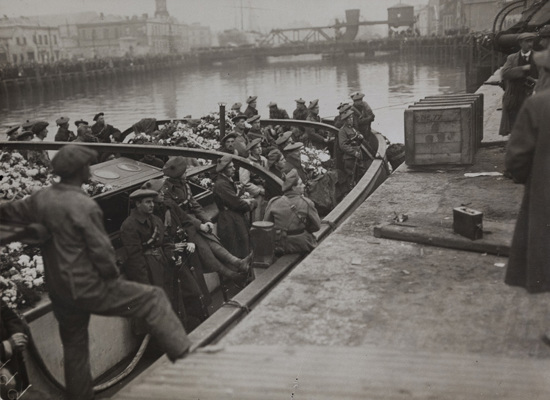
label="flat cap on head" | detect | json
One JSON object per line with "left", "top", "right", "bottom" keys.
{"left": 141, "top": 178, "right": 165, "bottom": 192}
{"left": 246, "top": 96, "right": 257, "bottom": 104}
{"left": 56, "top": 117, "right": 70, "bottom": 126}
{"left": 351, "top": 92, "right": 365, "bottom": 101}
{"left": 22, "top": 120, "right": 35, "bottom": 130}
{"left": 93, "top": 112, "right": 104, "bottom": 122}
{"left": 5, "top": 125, "right": 20, "bottom": 137}
{"left": 246, "top": 138, "right": 262, "bottom": 151}
{"left": 517, "top": 32, "right": 537, "bottom": 42}
{"left": 282, "top": 168, "right": 300, "bottom": 192}
{"left": 15, "top": 130, "right": 34, "bottom": 141}
{"left": 267, "top": 101, "right": 277, "bottom": 108}
{"left": 247, "top": 115, "right": 261, "bottom": 124}
{"left": 308, "top": 99, "right": 319, "bottom": 109}
{"left": 231, "top": 114, "right": 248, "bottom": 123}
{"left": 341, "top": 109, "right": 354, "bottom": 121}
{"left": 220, "top": 133, "right": 237, "bottom": 144}
{"left": 267, "top": 148, "right": 283, "bottom": 167}
{"left": 129, "top": 189, "right": 158, "bottom": 200}
{"left": 231, "top": 102, "right": 242, "bottom": 110}
{"left": 74, "top": 119, "right": 89, "bottom": 127}
{"left": 216, "top": 154, "right": 233, "bottom": 173}
{"left": 275, "top": 130, "right": 293, "bottom": 145}
{"left": 295, "top": 98, "right": 306, "bottom": 104}
{"left": 283, "top": 142, "right": 303, "bottom": 152}
{"left": 163, "top": 156, "right": 188, "bottom": 178}
{"left": 31, "top": 121, "right": 49, "bottom": 134}
{"left": 51, "top": 144, "right": 98, "bottom": 178}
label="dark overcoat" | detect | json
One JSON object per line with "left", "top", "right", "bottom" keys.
{"left": 213, "top": 174, "right": 254, "bottom": 258}
{"left": 504, "top": 89, "right": 550, "bottom": 293}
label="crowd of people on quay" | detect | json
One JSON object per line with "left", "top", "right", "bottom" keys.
{"left": 0, "top": 54, "right": 189, "bottom": 81}
{"left": 0, "top": 91, "right": 378, "bottom": 399}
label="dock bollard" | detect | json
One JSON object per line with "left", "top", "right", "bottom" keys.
{"left": 250, "top": 221, "right": 275, "bottom": 268}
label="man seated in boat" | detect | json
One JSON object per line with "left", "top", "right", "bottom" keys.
{"left": 0, "top": 145, "right": 191, "bottom": 400}
{"left": 54, "top": 116, "right": 76, "bottom": 142}
{"left": 246, "top": 115, "right": 277, "bottom": 156}
{"left": 264, "top": 169, "right": 321, "bottom": 255}
{"left": 160, "top": 156, "right": 252, "bottom": 281}
{"left": 28, "top": 121, "right": 52, "bottom": 169}
{"left": 292, "top": 98, "right": 308, "bottom": 120}
{"left": 74, "top": 124, "right": 99, "bottom": 143}
{"left": 337, "top": 110, "right": 367, "bottom": 196}
{"left": 230, "top": 114, "right": 250, "bottom": 157}
{"left": 305, "top": 99, "right": 334, "bottom": 156}
{"left": 282, "top": 142, "right": 309, "bottom": 184}
{"left": 243, "top": 95, "right": 258, "bottom": 119}
{"left": 333, "top": 103, "right": 353, "bottom": 129}
{"left": 275, "top": 130, "right": 294, "bottom": 152}
{"left": 91, "top": 112, "right": 122, "bottom": 143}
{"left": 218, "top": 133, "right": 239, "bottom": 155}
{"left": 230, "top": 102, "right": 242, "bottom": 115}
{"left": 350, "top": 92, "right": 375, "bottom": 136}
{"left": 268, "top": 101, "right": 290, "bottom": 119}
{"left": 240, "top": 138, "right": 268, "bottom": 222}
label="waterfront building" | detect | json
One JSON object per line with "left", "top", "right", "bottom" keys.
{"left": 0, "top": 16, "right": 61, "bottom": 64}
{"left": 189, "top": 23, "right": 212, "bottom": 49}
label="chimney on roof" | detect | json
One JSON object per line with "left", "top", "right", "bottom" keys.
{"left": 155, "top": 0, "right": 169, "bottom": 18}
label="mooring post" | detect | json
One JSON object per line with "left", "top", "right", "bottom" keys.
{"left": 219, "top": 102, "right": 226, "bottom": 140}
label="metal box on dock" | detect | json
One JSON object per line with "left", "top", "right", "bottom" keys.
{"left": 453, "top": 207, "right": 483, "bottom": 240}
{"left": 404, "top": 104, "right": 475, "bottom": 166}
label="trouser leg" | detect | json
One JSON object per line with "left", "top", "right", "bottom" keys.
{"left": 76, "top": 280, "right": 191, "bottom": 361}
{"left": 51, "top": 302, "right": 94, "bottom": 400}
{"left": 209, "top": 240, "right": 241, "bottom": 267}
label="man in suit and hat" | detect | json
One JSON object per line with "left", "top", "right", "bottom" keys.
{"left": 292, "top": 98, "right": 308, "bottom": 121}
{"left": 240, "top": 138, "right": 268, "bottom": 221}
{"left": 91, "top": 112, "right": 122, "bottom": 143}
{"left": 350, "top": 92, "right": 375, "bottom": 135}
{"left": 213, "top": 156, "right": 257, "bottom": 259}
{"left": 268, "top": 102, "right": 290, "bottom": 120}
{"left": 499, "top": 32, "right": 539, "bottom": 136}
{"left": 218, "top": 133, "right": 239, "bottom": 155}
{"left": 337, "top": 109, "right": 367, "bottom": 195}
{"left": 0, "top": 145, "right": 191, "bottom": 400}
{"left": 160, "top": 156, "right": 251, "bottom": 281}
{"left": 264, "top": 169, "right": 321, "bottom": 255}
{"left": 244, "top": 96, "right": 258, "bottom": 119}
{"left": 230, "top": 114, "right": 250, "bottom": 157}
{"left": 54, "top": 116, "right": 76, "bottom": 142}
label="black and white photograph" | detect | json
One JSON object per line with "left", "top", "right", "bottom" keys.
{"left": 0, "top": 0, "right": 549, "bottom": 398}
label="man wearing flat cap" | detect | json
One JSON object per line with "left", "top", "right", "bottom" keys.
{"left": 333, "top": 103, "right": 352, "bottom": 129}
{"left": 293, "top": 98, "right": 308, "bottom": 121}
{"left": 160, "top": 156, "right": 251, "bottom": 281}
{"left": 5, "top": 125, "right": 20, "bottom": 141}
{"left": 264, "top": 169, "right": 321, "bottom": 255}
{"left": 213, "top": 155, "right": 257, "bottom": 260}
{"left": 240, "top": 138, "right": 268, "bottom": 221}
{"left": 282, "top": 141, "right": 308, "bottom": 183}
{"left": 0, "top": 144, "right": 191, "bottom": 399}
{"left": 350, "top": 92, "right": 375, "bottom": 136}
{"left": 499, "top": 32, "right": 539, "bottom": 136}
{"left": 230, "top": 114, "right": 250, "bottom": 157}
{"left": 231, "top": 102, "right": 242, "bottom": 113}
{"left": 305, "top": 99, "right": 334, "bottom": 155}
{"left": 218, "top": 133, "right": 239, "bottom": 155}
{"left": 54, "top": 116, "right": 76, "bottom": 142}
{"left": 244, "top": 96, "right": 258, "bottom": 119}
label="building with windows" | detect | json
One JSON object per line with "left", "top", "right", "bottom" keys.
{"left": 0, "top": 16, "right": 61, "bottom": 64}
{"left": 188, "top": 23, "right": 212, "bottom": 49}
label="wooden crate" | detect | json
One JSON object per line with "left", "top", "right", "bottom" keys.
{"left": 404, "top": 104, "right": 474, "bottom": 166}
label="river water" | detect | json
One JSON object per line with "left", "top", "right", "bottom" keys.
{"left": 0, "top": 54, "right": 466, "bottom": 144}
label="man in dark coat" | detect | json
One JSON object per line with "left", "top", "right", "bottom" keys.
{"left": 243, "top": 96, "right": 258, "bottom": 119}
{"left": 333, "top": 103, "right": 352, "bottom": 129}
{"left": 498, "top": 32, "right": 539, "bottom": 136}
{"left": 350, "top": 92, "right": 375, "bottom": 135}
{"left": 231, "top": 114, "right": 250, "bottom": 157}
{"left": 160, "top": 157, "right": 251, "bottom": 280}
{"left": 90, "top": 112, "right": 122, "bottom": 143}
{"left": 305, "top": 99, "right": 334, "bottom": 154}
{"left": 292, "top": 98, "right": 308, "bottom": 120}
{"left": 268, "top": 101, "right": 290, "bottom": 119}
{"left": 0, "top": 145, "right": 191, "bottom": 400}
{"left": 54, "top": 116, "right": 76, "bottom": 142}
{"left": 213, "top": 156, "right": 257, "bottom": 259}
{"left": 1, "top": 300, "right": 29, "bottom": 395}
{"left": 337, "top": 110, "right": 367, "bottom": 194}
{"left": 264, "top": 169, "right": 321, "bottom": 255}
{"left": 218, "top": 133, "right": 239, "bottom": 155}
{"left": 282, "top": 142, "right": 308, "bottom": 184}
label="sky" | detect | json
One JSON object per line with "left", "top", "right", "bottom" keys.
{"left": 0, "top": 0, "right": 430, "bottom": 33}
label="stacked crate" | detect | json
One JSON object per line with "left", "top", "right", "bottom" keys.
{"left": 404, "top": 93, "right": 483, "bottom": 166}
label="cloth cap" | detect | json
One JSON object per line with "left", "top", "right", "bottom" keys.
{"left": 163, "top": 156, "right": 188, "bottom": 178}
{"left": 534, "top": 48, "right": 550, "bottom": 69}
{"left": 93, "top": 112, "right": 104, "bottom": 121}
{"left": 246, "top": 96, "right": 257, "bottom": 104}
{"left": 341, "top": 109, "right": 354, "bottom": 121}
{"left": 267, "top": 149, "right": 283, "bottom": 167}
{"left": 539, "top": 25, "right": 550, "bottom": 38}
{"left": 308, "top": 99, "right": 319, "bottom": 109}
{"left": 275, "top": 130, "right": 293, "bottom": 145}
{"left": 517, "top": 32, "right": 537, "bottom": 42}
{"left": 283, "top": 142, "right": 303, "bottom": 152}
{"left": 231, "top": 114, "right": 248, "bottom": 123}
{"left": 339, "top": 104, "right": 352, "bottom": 113}
{"left": 51, "top": 144, "right": 98, "bottom": 178}
{"left": 295, "top": 98, "right": 306, "bottom": 104}
{"left": 15, "top": 130, "right": 34, "bottom": 141}
{"left": 21, "top": 120, "right": 35, "bottom": 130}
{"left": 220, "top": 133, "right": 237, "bottom": 143}
{"left": 246, "top": 138, "right": 262, "bottom": 151}
{"left": 231, "top": 102, "right": 242, "bottom": 110}
{"left": 56, "top": 117, "right": 70, "bottom": 125}
{"left": 282, "top": 169, "right": 300, "bottom": 192}
{"left": 351, "top": 91, "right": 365, "bottom": 100}
{"left": 141, "top": 178, "right": 165, "bottom": 192}
{"left": 31, "top": 121, "right": 49, "bottom": 134}
{"left": 267, "top": 101, "right": 277, "bottom": 107}
{"left": 216, "top": 155, "right": 233, "bottom": 172}
{"left": 129, "top": 189, "right": 158, "bottom": 200}
{"left": 247, "top": 115, "right": 261, "bottom": 124}
{"left": 74, "top": 119, "right": 89, "bottom": 127}
{"left": 5, "top": 125, "right": 20, "bottom": 137}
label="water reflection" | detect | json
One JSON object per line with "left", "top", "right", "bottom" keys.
{"left": 0, "top": 55, "right": 466, "bottom": 144}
